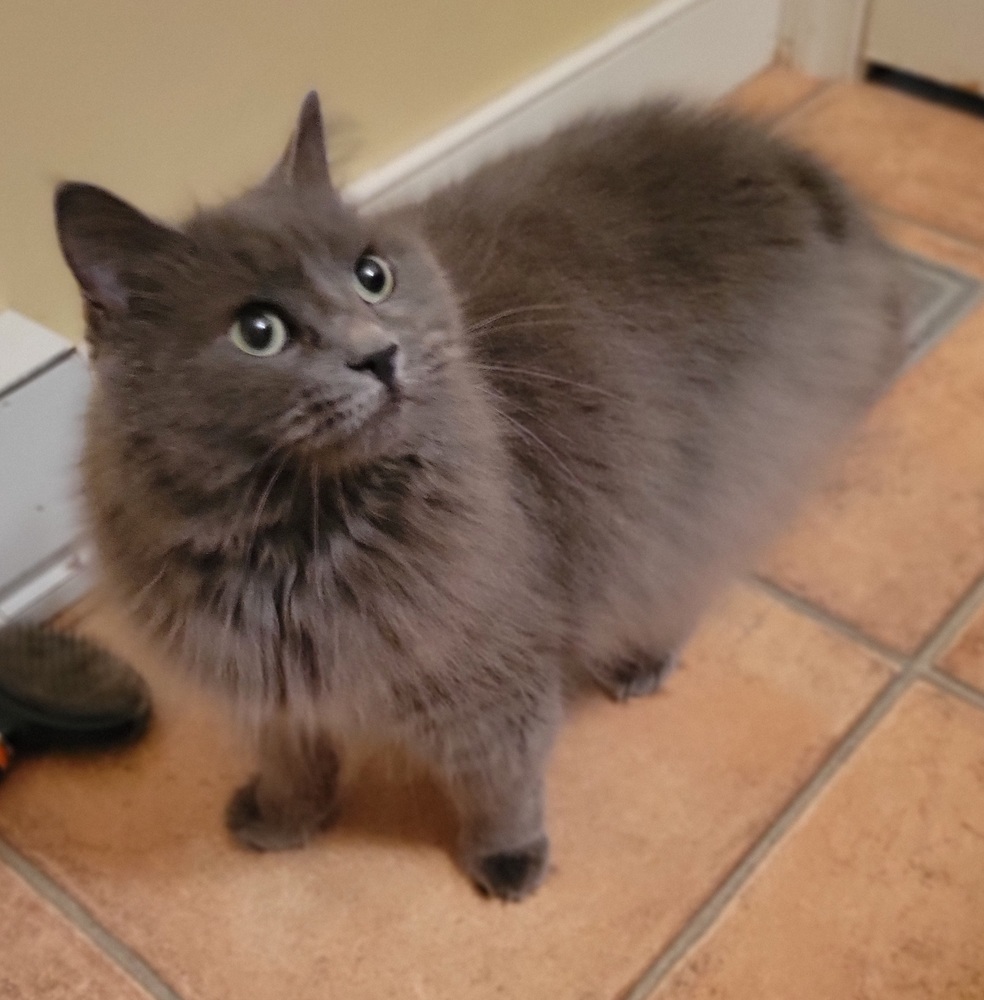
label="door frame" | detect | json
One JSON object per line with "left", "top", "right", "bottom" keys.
{"left": 780, "top": 0, "right": 873, "bottom": 77}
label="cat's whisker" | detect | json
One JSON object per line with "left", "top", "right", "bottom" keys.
{"left": 468, "top": 362, "right": 624, "bottom": 401}
{"left": 331, "top": 477, "right": 367, "bottom": 622}
{"left": 125, "top": 566, "right": 167, "bottom": 618}
{"left": 239, "top": 439, "right": 295, "bottom": 506}
{"left": 466, "top": 300, "right": 573, "bottom": 322}
{"left": 500, "top": 418, "right": 590, "bottom": 497}
{"left": 464, "top": 302, "right": 575, "bottom": 337}
{"left": 310, "top": 464, "right": 321, "bottom": 557}
{"left": 243, "top": 450, "right": 293, "bottom": 567}
{"left": 476, "top": 386, "right": 591, "bottom": 498}
{"left": 475, "top": 380, "right": 579, "bottom": 446}
{"left": 465, "top": 317, "right": 583, "bottom": 340}
{"left": 505, "top": 400, "right": 579, "bottom": 449}
{"left": 333, "top": 475, "right": 357, "bottom": 543}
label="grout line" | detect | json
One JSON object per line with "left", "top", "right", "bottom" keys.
{"left": 905, "top": 566, "right": 984, "bottom": 674}
{"left": 925, "top": 668, "right": 984, "bottom": 713}
{"left": 0, "top": 836, "right": 185, "bottom": 1000}
{"left": 749, "top": 576, "right": 907, "bottom": 667}
{"left": 875, "top": 206, "right": 984, "bottom": 261}
{"left": 626, "top": 565, "right": 984, "bottom": 999}
{"left": 622, "top": 668, "right": 913, "bottom": 1000}
{"left": 768, "top": 77, "right": 835, "bottom": 131}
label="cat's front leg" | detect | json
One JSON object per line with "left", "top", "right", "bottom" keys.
{"left": 226, "top": 715, "right": 341, "bottom": 852}
{"left": 434, "top": 694, "right": 560, "bottom": 902}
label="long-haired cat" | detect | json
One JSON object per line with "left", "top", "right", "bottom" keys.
{"left": 55, "top": 92, "right": 903, "bottom": 900}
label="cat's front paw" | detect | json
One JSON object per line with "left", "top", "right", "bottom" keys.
{"left": 226, "top": 777, "right": 338, "bottom": 852}
{"left": 464, "top": 835, "right": 550, "bottom": 902}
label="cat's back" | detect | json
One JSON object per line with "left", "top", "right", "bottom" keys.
{"left": 411, "top": 100, "right": 901, "bottom": 420}
{"left": 402, "top": 102, "right": 903, "bottom": 663}
{"left": 416, "top": 101, "right": 889, "bottom": 308}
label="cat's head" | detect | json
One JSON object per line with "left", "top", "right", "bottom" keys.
{"left": 55, "top": 93, "right": 462, "bottom": 472}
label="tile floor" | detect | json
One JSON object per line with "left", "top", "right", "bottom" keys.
{"left": 3, "top": 65, "right": 984, "bottom": 1000}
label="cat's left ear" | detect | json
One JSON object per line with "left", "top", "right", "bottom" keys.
{"left": 54, "top": 182, "right": 187, "bottom": 320}
{"left": 267, "top": 91, "right": 333, "bottom": 191}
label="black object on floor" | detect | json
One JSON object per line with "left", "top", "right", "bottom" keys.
{"left": 867, "top": 63, "right": 984, "bottom": 121}
{"left": 0, "top": 623, "right": 151, "bottom": 777}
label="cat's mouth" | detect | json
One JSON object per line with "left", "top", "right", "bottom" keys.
{"left": 335, "top": 388, "right": 402, "bottom": 438}
{"left": 290, "top": 386, "right": 403, "bottom": 453}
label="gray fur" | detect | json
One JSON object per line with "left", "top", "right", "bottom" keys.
{"left": 54, "top": 93, "right": 903, "bottom": 900}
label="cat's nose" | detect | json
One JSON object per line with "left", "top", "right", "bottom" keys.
{"left": 347, "top": 342, "right": 400, "bottom": 389}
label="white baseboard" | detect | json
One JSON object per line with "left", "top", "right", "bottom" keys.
{"left": 349, "top": 0, "right": 783, "bottom": 210}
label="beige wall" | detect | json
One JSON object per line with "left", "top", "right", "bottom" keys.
{"left": 867, "top": 0, "right": 984, "bottom": 90}
{"left": 0, "top": 0, "right": 652, "bottom": 339}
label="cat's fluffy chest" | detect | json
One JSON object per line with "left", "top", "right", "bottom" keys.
{"left": 89, "top": 426, "right": 527, "bottom": 721}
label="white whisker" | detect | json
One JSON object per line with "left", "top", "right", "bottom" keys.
{"left": 243, "top": 450, "right": 292, "bottom": 565}
{"left": 476, "top": 385, "right": 591, "bottom": 497}
{"left": 464, "top": 302, "right": 575, "bottom": 337}
{"left": 469, "top": 361, "right": 622, "bottom": 401}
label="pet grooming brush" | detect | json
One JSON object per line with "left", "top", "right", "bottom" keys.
{"left": 0, "top": 623, "right": 151, "bottom": 778}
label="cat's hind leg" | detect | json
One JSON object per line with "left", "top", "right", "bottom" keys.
{"left": 578, "top": 590, "right": 697, "bottom": 701}
{"left": 227, "top": 716, "right": 341, "bottom": 851}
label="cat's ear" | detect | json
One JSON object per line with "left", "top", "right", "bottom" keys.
{"left": 267, "top": 91, "right": 333, "bottom": 190}
{"left": 55, "top": 182, "right": 184, "bottom": 317}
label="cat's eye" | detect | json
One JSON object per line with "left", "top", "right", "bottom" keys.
{"left": 353, "top": 253, "right": 395, "bottom": 304}
{"left": 229, "top": 306, "right": 289, "bottom": 357}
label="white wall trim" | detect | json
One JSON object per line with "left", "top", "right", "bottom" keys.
{"left": 349, "top": 0, "right": 782, "bottom": 210}
{"left": 0, "top": 309, "right": 75, "bottom": 396}
{"left": 779, "top": 0, "right": 871, "bottom": 79}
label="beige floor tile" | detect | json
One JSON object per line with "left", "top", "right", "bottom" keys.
{"left": 762, "top": 219, "right": 984, "bottom": 653}
{"left": 0, "top": 587, "right": 890, "bottom": 1000}
{"left": 939, "top": 604, "right": 984, "bottom": 693}
{"left": 780, "top": 81, "right": 984, "bottom": 246}
{"left": 652, "top": 683, "right": 984, "bottom": 999}
{"left": 0, "top": 863, "right": 150, "bottom": 1000}
{"left": 718, "top": 63, "right": 821, "bottom": 121}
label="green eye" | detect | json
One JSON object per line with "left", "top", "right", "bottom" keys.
{"left": 353, "top": 253, "right": 394, "bottom": 304}
{"left": 229, "top": 306, "right": 289, "bottom": 357}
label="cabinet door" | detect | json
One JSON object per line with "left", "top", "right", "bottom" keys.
{"left": 866, "top": 0, "right": 984, "bottom": 94}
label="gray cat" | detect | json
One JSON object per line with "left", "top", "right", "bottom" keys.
{"left": 55, "top": 92, "right": 903, "bottom": 900}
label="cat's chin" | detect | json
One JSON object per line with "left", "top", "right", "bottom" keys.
{"left": 299, "top": 392, "right": 406, "bottom": 468}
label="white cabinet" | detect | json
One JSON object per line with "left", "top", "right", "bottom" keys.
{"left": 0, "top": 311, "right": 91, "bottom": 622}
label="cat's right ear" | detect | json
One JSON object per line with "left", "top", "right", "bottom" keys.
{"left": 265, "top": 91, "right": 334, "bottom": 192}
{"left": 54, "top": 182, "right": 184, "bottom": 319}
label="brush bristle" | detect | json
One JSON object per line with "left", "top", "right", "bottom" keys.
{"left": 0, "top": 623, "right": 151, "bottom": 720}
